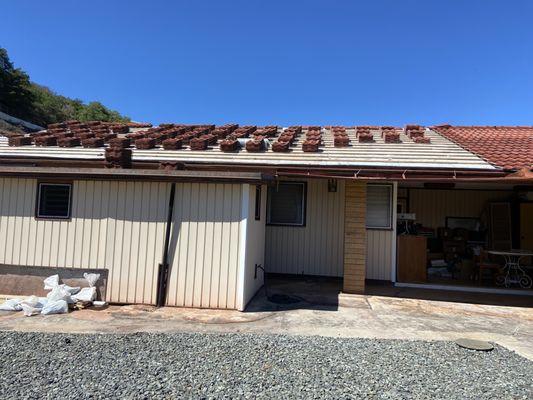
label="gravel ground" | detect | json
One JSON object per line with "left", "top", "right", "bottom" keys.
{"left": 0, "top": 331, "right": 531, "bottom": 399}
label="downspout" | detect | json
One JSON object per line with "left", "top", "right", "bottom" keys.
{"left": 156, "top": 182, "right": 176, "bottom": 307}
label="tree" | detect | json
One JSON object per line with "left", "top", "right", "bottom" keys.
{"left": 0, "top": 47, "right": 130, "bottom": 126}
{"left": 76, "top": 101, "right": 128, "bottom": 122}
{"left": 0, "top": 48, "right": 36, "bottom": 121}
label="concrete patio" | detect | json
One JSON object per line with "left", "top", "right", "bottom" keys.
{"left": 1, "top": 276, "right": 532, "bottom": 360}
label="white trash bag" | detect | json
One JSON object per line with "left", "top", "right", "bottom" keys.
{"left": 43, "top": 274, "right": 59, "bottom": 290}
{"left": 72, "top": 273, "right": 100, "bottom": 302}
{"left": 44, "top": 274, "right": 80, "bottom": 295}
{"left": 0, "top": 298, "right": 23, "bottom": 311}
{"left": 62, "top": 284, "right": 80, "bottom": 295}
{"left": 72, "top": 287, "right": 96, "bottom": 302}
{"left": 47, "top": 284, "right": 74, "bottom": 304}
{"left": 20, "top": 295, "right": 47, "bottom": 317}
{"left": 41, "top": 299, "right": 68, "bottom": 315}
{"left": 83, "top": 273, "right": 100, "bottom": 288}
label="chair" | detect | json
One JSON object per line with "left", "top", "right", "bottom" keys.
{"left": 474, "top": 250, "right": 501, "bottom": 285}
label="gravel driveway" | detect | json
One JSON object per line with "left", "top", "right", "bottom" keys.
{"left": 0, "top": 331, "right": 531, "bottom": 399}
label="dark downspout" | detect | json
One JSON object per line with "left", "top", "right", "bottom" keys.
{"left": 156, "top": 182, "right": 176, "bottom": 307}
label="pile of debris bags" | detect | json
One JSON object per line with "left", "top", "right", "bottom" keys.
{"left": 0, "top": 272, "right": 102, "bottom": 316}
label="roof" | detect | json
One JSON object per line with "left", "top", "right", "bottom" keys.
{"left": 0, "top": 123, "right": 496, "bottom": 171}
{"left": 432, "top": 125, "right": 533, "bottom": 171}
{"left": 0, "top": 111, "right": 44, "bottom": 132}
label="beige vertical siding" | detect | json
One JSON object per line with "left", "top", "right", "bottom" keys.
{"left": 242, "top": 184, "right": 266, "bottom": 309}
{"left": 409, "top": 188, "right": 512, "bottom": 229}
{"left": 265, "top": 178, "right": 396, "bottom": 282}
{"left": 366, "top": 230, "right": 394, "bottom": 280}
{"left": 265, "top": 179, "right": 345, "bottom": 277}
{"left": 165, "top": 183, "right": 244, "bottom": 309}
{"left": 0, "top": 177, "right": 169, "bottom": 304}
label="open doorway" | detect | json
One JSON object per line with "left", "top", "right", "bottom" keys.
{"left": 395, "top": 184, "right": 533, "bottom": 294}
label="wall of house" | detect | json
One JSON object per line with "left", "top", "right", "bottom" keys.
{"left": 265, "top": 178, "right": 396, "bottom": 283}
{"left": 0, "top": 177, "right": 169, "bottom": 304}
{"left": 165, "top": 183, "right": 266, "bottom": 311}
{"left": 265, "top": 179, "right": 346, "bottom": 277}
{"left": 0, "top": 178, "right": 263, "bottom": 309}
{"left": 365, "top": 182, "right": 397, "bottom": 282}
{"left": 408, "top": 188, "right": 512, "bottom": 229}
{"left": 241, "top": 184, "right": 266, "bottom": 309}
{"left": 366, "top": 230, "right": 394, "bottom": 281}
{"left": 165, "top": 183, "right": 245, "bottom": 310}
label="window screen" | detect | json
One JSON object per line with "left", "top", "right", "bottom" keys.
{"left": 267, "top": 182, "right": 306, "bottom": 226}
{"left": 37, "top": 183, "right": 72, "bottom": 219}
{"left": 366, "top": 184, "right": 392, "bottom": 229}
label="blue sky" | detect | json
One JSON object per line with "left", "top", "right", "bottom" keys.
{"left": 3, "top": 1, "right": 532, "bottom": 126}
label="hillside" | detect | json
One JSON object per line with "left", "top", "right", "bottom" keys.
{"left": 0, "top": 47, "right": 129, "bottom": 129}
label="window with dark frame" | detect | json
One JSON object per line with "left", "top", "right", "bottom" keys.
{"left": 267, "top": 182, "right": 306, "bottom": 226}
{"left": 36, "top": 183, "right": 72, "bottom": 219}
{"left": 366, "top": 184, "right": 393, "bottom": 229}
{"left": 254, "top": 185, "right": 261, "bottom": 220}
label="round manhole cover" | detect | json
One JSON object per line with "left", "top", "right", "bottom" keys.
{"left": 455, "top": 338, "right": 494, "bottom": 351}
{"left": 268, "top": 294, "right": 302, "bottom": 304}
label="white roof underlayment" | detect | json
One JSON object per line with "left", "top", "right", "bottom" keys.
{"left": 0, "top": 127, "right": 496, "bottom": 170}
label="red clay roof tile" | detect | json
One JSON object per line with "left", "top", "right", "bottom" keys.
{"left": 432, "top": 126, "right": 533, "bottom": 170}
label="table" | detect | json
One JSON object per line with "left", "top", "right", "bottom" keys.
{"left": 487, "top": 249, "right": 533, "bottom": 289}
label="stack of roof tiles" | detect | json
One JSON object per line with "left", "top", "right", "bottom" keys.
{"left": 8, "top": 120, "right": 131, "bottom": 148}
{"left": 382, "top": 126, "right": 400, "bottom": 143}
{"left": 356, "top": 126, "right": 374, "bottom": 143}
{"left": 105, "top": 137, "right": 132, "bottom": 168}
{"left": 302, "top": 127, "right": 322, "bottom": 152}
{"left": 272, "top": 126, "right": 301, "bottom": 152}
{"left": 405, "top": 125, "right": 430, "bottom": 144}
{"left": 333, "top": 127, "right": 350, "bottom": 147}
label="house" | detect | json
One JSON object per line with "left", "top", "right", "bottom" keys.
{"left": 0, "top": 122, "right": 531, "bottom": 310}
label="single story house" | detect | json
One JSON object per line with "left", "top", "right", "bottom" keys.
{"left": 0, "top": 122, "right": 531, "bottom": 310}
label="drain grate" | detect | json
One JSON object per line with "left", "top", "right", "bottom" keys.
{"left": 268, "top": 294, "right": 302, "bottom": 304}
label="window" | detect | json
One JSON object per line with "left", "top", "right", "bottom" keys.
{"left": 366, "top": 184, "right": 392, "bottom": 229}
{"left": 36, "top": 183, "right": 72, "bottom": 219}
{"left": 254, "top": 185, "right": 262, "bottom": 220}
{"left": 267, "top": 182, "right": 306, "bottom": 226}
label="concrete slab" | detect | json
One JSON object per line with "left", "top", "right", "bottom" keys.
{"left": 0, "top": 277, "right": 532, "bottom": 360}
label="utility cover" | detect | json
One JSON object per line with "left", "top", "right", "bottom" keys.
{"left": 455, "top": 338, "right": 494, "bottom": 351}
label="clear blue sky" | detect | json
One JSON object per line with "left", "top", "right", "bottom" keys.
{"left": 3, "top": 1, "right": 533, "bottom": 126}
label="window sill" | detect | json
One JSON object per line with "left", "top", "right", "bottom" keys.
{"left": 34, "top": 216, "right": 72, "bottom": 221}
{"left": 366, "top": 226, "right": 393, "bottom": 231}
{"left": 266, "top": 223, "right": 306, "bottom": 228}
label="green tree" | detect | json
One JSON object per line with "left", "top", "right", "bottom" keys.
{"left": 76, "top": 101, "right": 128, "bottom": 122}
{"left": 0, "top": 47, "right": 130, "bottom": 126}
{"left": 0, "top": 48, "right": 36, "bottom": 121}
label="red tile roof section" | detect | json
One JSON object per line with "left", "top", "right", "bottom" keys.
{"left": 432, "top": 125, "right": 533, "bottom": 170}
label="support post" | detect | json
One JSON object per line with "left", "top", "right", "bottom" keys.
{"left": 343, "top": 181, "right": 367, "bottom": 294}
